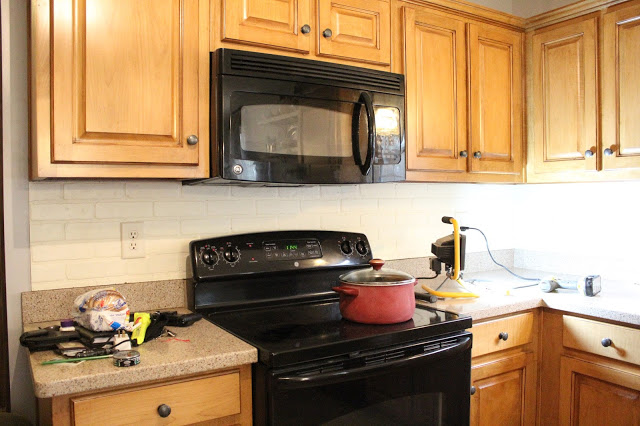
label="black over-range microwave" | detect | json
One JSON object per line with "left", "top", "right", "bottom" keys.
{"left": 186, "top": 49, "right": 405, "bottom": 185}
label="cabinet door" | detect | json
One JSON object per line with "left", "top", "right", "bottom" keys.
{"left": 602, "top": 1, "right": 640, "bottom": 171}
{"left": 223, "top": 0, "right": 311, "bottom": 53}
{"left": 559, "top": 356, "right": 640, "bottom": 425}
{"left": 470, "top": 352, "right": 536, "bottom": 426}
{"left": 468, "top": 24, "right": 523, "bottom": 175}
{"left": 49, "top": 0, "right": 200, "bottom": 166}
{"left": 403, "top": 7, "right": 467, "bottom": 173}
{"left": 531, "top": 16, "right": 598, "bottom": 174}
{"left": 317, "top": 0, "right": 390, "bottom": 65}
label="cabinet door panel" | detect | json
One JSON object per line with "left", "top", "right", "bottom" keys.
{"left": 317, "top": 0, "right": 390, "bottom": 65}
{"left": 560, "top": 356, "right": 640, "bottom": 425}
{"left": 51, "top": 0, "right": 199, "bottom": 165}
{"left": 471, "top": 352, "right": 536, "bottom": 426}
{"left": 532, "top": 16, "right": 597, "bottom": 173}
{"left": 223, "top": 0, "right": 311, "bottom": 53}
{"left": 469, "top": 24, "right": 522, "bottom": 175}
{"left": 404, "top": 7, "right": 467, "bottom": 173}
{"left": 602, "top": 1, "right": 640, "bottom": 170}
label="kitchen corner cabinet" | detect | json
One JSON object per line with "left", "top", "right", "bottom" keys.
{"left": 216, "top": 0, "right": 391, "bottom": 68}
{"left": 38, "top": 365, "right": 252, "bottom": 425}
{"left": 403, "top": 6, "right": 524, "bottom": 183}
{"left": 469, "top": 312, "right": 538, "bottom": 425}
{"left": 30, "top": 0, "right": 210, "bottom": 179}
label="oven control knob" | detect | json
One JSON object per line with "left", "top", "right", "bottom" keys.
{"left": 355, "top": 241, "right": 368, "bottom": 255}
{"left": 340, "top": 241, "right": 352, "bottom": 255}
{"left": 224, "top": 247, "right": 240, "bottom": 263}
{"left": 201, "top": 248, "right": 218, "bottom": 266}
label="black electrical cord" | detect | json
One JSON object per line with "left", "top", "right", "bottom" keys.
{"left": 461, "top": 226, "right": 540, "bottom": 282}
{"left": 415, "top": 274, "right": 440, "bottom": 280}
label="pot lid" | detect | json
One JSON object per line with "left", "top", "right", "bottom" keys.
{"left": 338, "top": 259, "right": 415, "bottom": 286}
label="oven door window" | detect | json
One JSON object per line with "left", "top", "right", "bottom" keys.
{"left": 266, "top": 335, "right": 471, "bottom": 425}
{"left": 228, "top": 92, "right": 372, "bottom": 183}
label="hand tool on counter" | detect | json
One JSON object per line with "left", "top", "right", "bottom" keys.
{"left": 538, "top": 275, "right": 601, "bottom": 296}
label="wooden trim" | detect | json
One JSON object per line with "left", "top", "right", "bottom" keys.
{"left": 525, "top": 0, "right": 629, "bottom": 30}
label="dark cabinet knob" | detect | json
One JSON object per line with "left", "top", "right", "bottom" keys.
{"left": 460, "top": 150, "right": 468, "bottom": 158}
{"left": 601, "top": 338, "right": 612, "bottom": 347}
{"left": 470, "top": 386, "right": 476, "bottom": 395}
{"left": 604, "top": 148, "right": 614, "bottom": 156}
{"left": 186, "top": 135, "right": 198, "bottom": 145}
{"left": 473, "top": 151, "right": 482, "bottom": 159}
{"left": 584, "top": 149, "right": 594, "bottom": 157}
{"left": 323, "top": 28, "right": 333, "bottom": 38}
{"left": 301, "top": 24, "right": 311, "bottom": 34}
{"left": 157, "top": 404, "right": 171, "bottom": 418}
{"left": 498, "top": 332, "right": 509, "bottom": 341}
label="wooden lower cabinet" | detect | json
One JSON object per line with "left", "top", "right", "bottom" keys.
{"left": 559, "top": 356, "right": 640, "bottom": 425}
{"left": 38, "top": 365, "right": 252, "bottom": 426}
{"left": 471, "top": 352, "right": 537, "bottom": 426}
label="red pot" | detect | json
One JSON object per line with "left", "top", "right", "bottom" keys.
{"left": 332, "top": 259, "right": 417, "bottom": 324}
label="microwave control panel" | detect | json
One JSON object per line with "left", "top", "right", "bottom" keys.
{"left": 190, "top": 231, "right": 372, "bottom": 281}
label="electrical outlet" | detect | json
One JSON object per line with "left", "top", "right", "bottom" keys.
{"left": 121, "top": 222, "right": 145, "bottom": 259}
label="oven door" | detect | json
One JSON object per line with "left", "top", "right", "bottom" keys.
{"left": 257, "top": 332, "right": 471, "bottom": 425}
{"left": 217, "top": 75, "right": 405, "bottom": 184}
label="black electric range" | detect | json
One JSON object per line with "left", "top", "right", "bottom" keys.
{"left": 188, "top": 231, "right": 472, "bottom": 425}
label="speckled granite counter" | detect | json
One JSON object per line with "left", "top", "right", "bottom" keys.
{"left": 26, "top": 309, "right": 257, "bottom": 399}
{"left": 415, "top": 269, "right": 640, "bottom": 326}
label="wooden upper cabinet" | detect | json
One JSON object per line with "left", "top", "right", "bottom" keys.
{"left": 468, "top": 24, "right": 523, "bottom": 176}
{"left": 403, "top": 7, "right": 467, "bottom": 173}
{"left": 317, "top": 0, "right": 391, "bottom": 65}
{"left": 602, "top": 0, "right": 640, "bottom": 171}
{"left": 531, "top": 15, "right": 598, "bottom": 174}
{"left": 222, "top": 0, "right": 311, "bottom": 53}
{"left": 31, "top": 0, "right": 210, "bottom": 178}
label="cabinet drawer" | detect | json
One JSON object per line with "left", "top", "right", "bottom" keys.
{"left": 471, "top": 313, "right": 534, "bottom": 357}
{"left": 563, "top": 315, "right": 640, "bottom": 365}
{"left": 72, "top": 372, "right": 241, "bottom": 425}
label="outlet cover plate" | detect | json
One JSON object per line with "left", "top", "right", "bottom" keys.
{"left": 121, "top": 222, "right": 145, "bottom": 259}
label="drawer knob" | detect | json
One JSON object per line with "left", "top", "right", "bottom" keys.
{"left": 157, "top": 404, "right": 171, "bottom": 418}
{"left": 187, "top": 135, "right": 199, "bottom": 145}
{"left": 604, "top": 147, "right": 614, "bottom": 156}
{"left": 323, "top": 28, "right": 333, "bottom": 38}
{"left": 498, "top": 332, "right": 509, "bottom": 341}
{"left": 584, "top": 149, "right": 594, "bottom": 157}
{"left": 473, "top": 151, "right": 482, "bottom": 159}
{"left": 470, "top": 385, "right": 476, "bottom": 395}
{"left": 601, "top": 338, "right": 612, "bottom": 347}
{"left": 301, "top": 24, "right": 311, "bottom": 34}
{"left": 460, "top": 150, "right": 468, "bottom": 158}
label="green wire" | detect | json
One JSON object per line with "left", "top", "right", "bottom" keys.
{"left": 42, "top": 355, "right": 113, "bottom": 365}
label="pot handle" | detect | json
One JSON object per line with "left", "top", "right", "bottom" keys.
{"left": 332, "top": 287, "right": 359, "bottom": 297}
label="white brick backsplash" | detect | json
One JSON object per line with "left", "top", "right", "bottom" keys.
{"left": 321, "top": 213, "right": 361, "bottom": 231}
{"left": 256, "top": 200, "right": 300, "bottom": 215}
{"left": 146, "top": 238, "right": 191, "bottom": 255}
{"left": 66, "top": 222, "right": 120, "bottom": 240}
{"left": 64, "top": 182, "right": 125, "bottom": 200}
{"left": 31, "top": 263, "right": 67, "bottom": 283}
{"left": 29, "top": 182, "right": 63, "bottom": 201}
{"left": 31, "top": 243, "right": 94, "bottom": 262}
{"left": 320, "top": 185, "right": 360, "bottom": 199}
{"left": 124, "top": 256, "right": 185, "bottom": 276}
{"left": 66, "top": 260, "right": 127, "bottom": 280}
{"left": 30, "top": 223, "right": 66, "bottom": 243}
{"left": 232, "top": 217, "right": 279, "bottom": 233}
{"left": 379, "top": 198, "right": 413, "bottom": 212}
{"left": 180, "top": 218, "right": 232, "bottom": 236}
{"left": 154, "top": 201, "right": 206, "bottom": 217}
{"left": 208, "top": 200, "right": 256, "bottom": 216}
{"left": 96, "top": 202, "right": 153, "bottom": 219}
{"left": 361, "top": 213, "right": 395, "bottom": 227}
{"left": 126, "top": 182, "right": 181, "bottom": 199}
{"left": 359, "top": 183, "right": 397, "bottom": 198}
{"left": 341, "top": 198, "right": 378, "bottom": 212}
{"left": 231, "top": 186, "right": 278, "bottom": 199}
{"left": 277, "top": 215, "right": 322, "bottom": 230}
{"left": 31, "top": 203, "right": 94, "bottom": 221}
{"left": 278, "top": 186, "right": 321, "bottom": 199}
{"left": 300, "top": 200, "right": 340, "bottom": 214}
{"left": 144, "top": 220, "right": 180, "bottom": 237}
{"left": 396, "top": 183, "right": 430, "bottom": 198}
{"left": 181, "top": 185, "right": 230, "bottom": 199}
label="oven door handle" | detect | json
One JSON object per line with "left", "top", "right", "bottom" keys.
{"left": 275, "top": 335, "right": 471, "bottom": 390}
{"left": 351, "top": 92, "right": 376, "bottom": 176}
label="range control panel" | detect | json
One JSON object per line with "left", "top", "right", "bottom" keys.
{"left": 190, "top": 231, "right": 372, "bottom": 282}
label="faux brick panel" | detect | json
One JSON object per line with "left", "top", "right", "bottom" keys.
{"left": 31, "top": 203, "right": 94, "bottom": 221}
{"left": 96, "top": 202, "right": 153, "bottom": 219}
{"left": 64, "top": 182, "right": 125, "bottom": 200}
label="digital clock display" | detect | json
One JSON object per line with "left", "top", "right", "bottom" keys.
{"left": 285, "top": 244, "right": 298, "bottom": 250}
{"left": 264, "top": 239, "right": 321, "bottom": 261}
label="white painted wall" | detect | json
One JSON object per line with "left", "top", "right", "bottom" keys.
{"left": 512, "top": 0, "right": 579, "bottom": 18}
{"left": 2, "top": 0, "right": 36, "bottom": 420}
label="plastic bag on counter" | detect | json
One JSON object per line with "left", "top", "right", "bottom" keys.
{"left": 73, "top": 289, "right": 130, "bottom": 331}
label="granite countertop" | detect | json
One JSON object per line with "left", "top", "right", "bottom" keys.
{"left": 416, "top": 269, "right": 640, "bottom": 326}
{"left": 27, "top": 309, "right": 257, "bottom": 399}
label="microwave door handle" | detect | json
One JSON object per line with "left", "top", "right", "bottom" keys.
{"left": 351, "top": 102, "right": 365, "bottom": 169}
{"left": 275, "top": 335, "right": 471, "bottom": 390}
{"left": 360, "top": 92, "right": 376, "bottom": 176}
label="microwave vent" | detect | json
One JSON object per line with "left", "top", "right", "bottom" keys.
{"left": 220, "top": 49, "right": 403, "bottom": 94}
